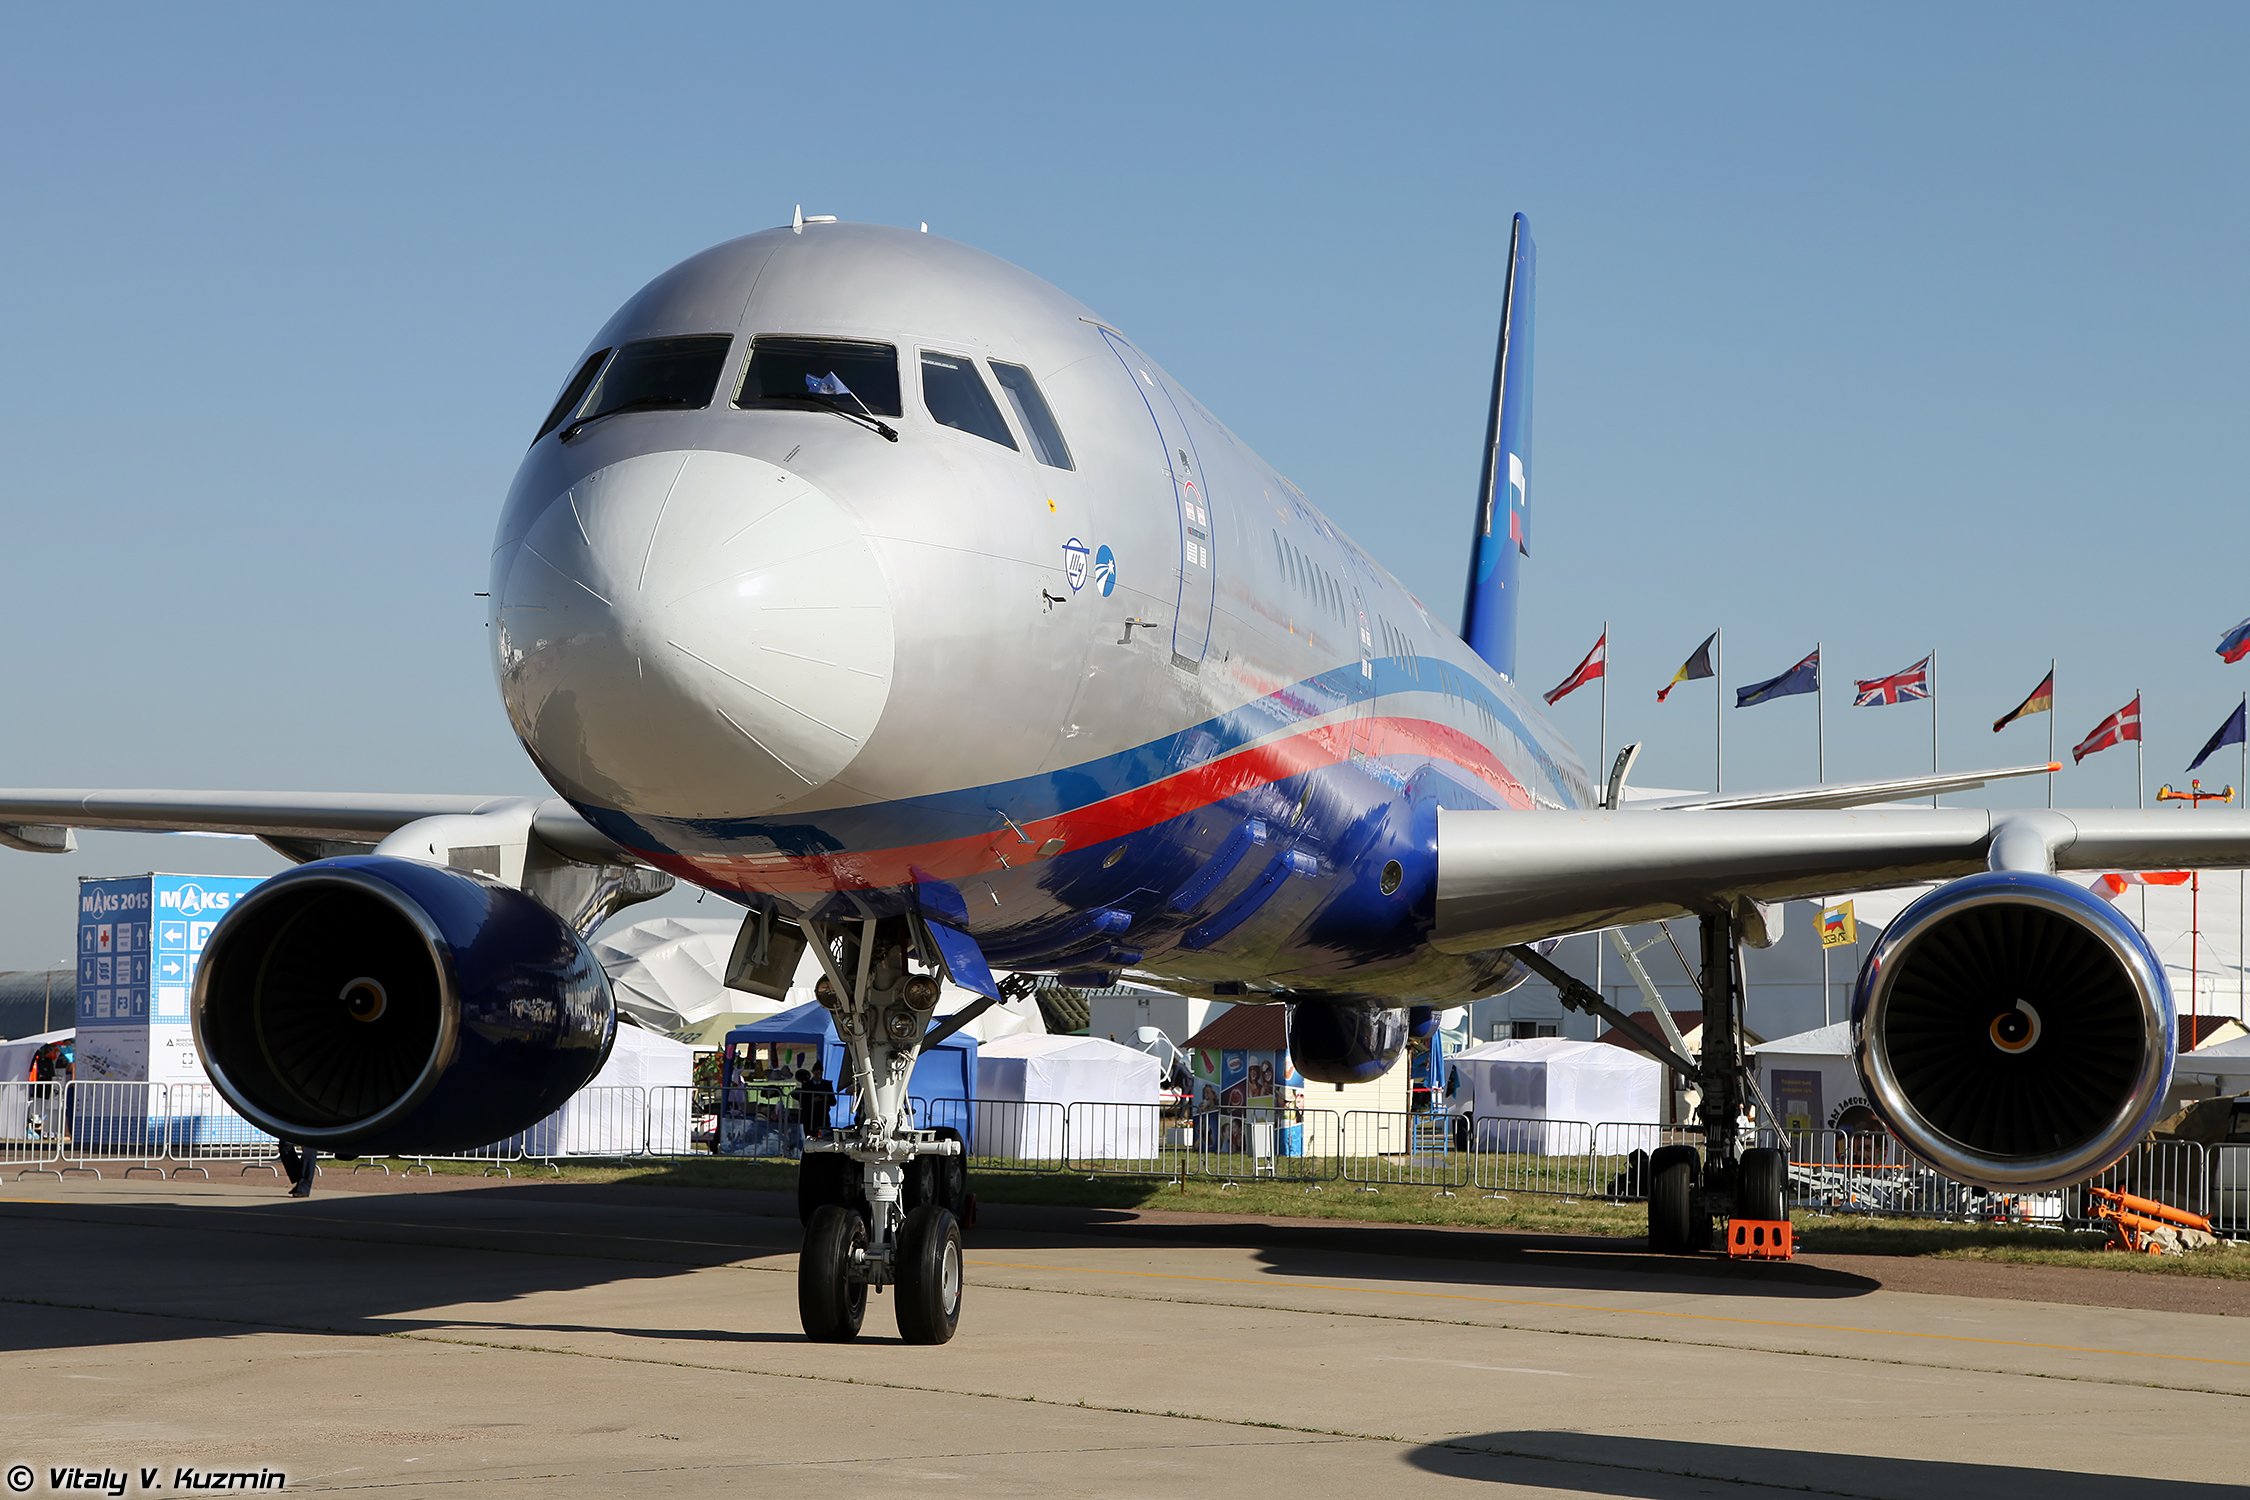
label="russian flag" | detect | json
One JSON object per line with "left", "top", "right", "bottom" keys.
{"left": 2218, "top": 617, "right": 2250, "bottom": 665}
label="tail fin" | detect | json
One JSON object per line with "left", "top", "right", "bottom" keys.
{"left": 1460, "top": 212, "right": 1536, "bottom": 680}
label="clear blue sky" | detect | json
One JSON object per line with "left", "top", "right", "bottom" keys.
{"left": 1, "top": 5, "right": 2244, "bottom": 969}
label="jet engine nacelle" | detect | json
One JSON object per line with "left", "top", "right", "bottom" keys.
{"left": 1287, "top": 1000, "right": 1408, "bottom": 1085}
{"left": 193, "top": 856, "right": 615, "bottom": 1156}
{"left": 1851, "top": 870, "right": 2174, "bottom": 1191}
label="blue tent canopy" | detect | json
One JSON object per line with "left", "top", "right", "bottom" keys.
{"left": 724, "top": 1001, "right": 978, "bottom": 1131}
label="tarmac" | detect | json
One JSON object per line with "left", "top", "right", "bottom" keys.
{"left": 0, "top": 1170, "right": 2244, "bottom": 1498}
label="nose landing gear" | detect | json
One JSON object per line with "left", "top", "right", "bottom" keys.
{"left": 789, "top": 913, "right": 975, "bottom": 1344}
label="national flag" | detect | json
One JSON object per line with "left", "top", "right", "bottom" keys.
{"left": 2094, "top": 870, "right": 2192, "bottom": 902}
{"left": 1736, "top": 648, "right": 1820, "bottom": 708}
{"left": 2071, "top": 694, "right": 2141, "bottom": 764}
{"left": 1992, "top": 669, "right": 2054, "bottom": 733}
{"left": 2187, "top": 700, "right": 2247, "bottom": 772}
{"left": 1854, "top": 656, "right": 1930, "bottom": 708}
{"left": 2219, "top": 618, "right": 2250, "bottom": 665}
{"left": 806, "top": 372, "right": 854, "bottom": 397}
{"left": 1544, "top": 632, "right": 1606, "bottom": 706}
{"left": 1656, "top": 632, "right": 1716, "bottom": 703}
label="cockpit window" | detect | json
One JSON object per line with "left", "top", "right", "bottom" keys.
{"left": 562, "top": 335, "right": 731, "bottom": 437}
{"left": 737, "top": 337, "right": 903, "bottom": 416}
{"left": 920, "top": 351, "right": 1018, "bottom": 450}
{"left": 988, "top": 361, "right": 1074, "bottom": 470}
{"left": 535, "top": 348, "right": 611, "bottom": 442}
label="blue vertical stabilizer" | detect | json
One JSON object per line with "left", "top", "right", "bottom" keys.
{"left": 1460, "top": 214, "right": 1536, "bottom": 680}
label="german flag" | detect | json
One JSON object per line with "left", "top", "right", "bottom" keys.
{"left": 1657, "top": 632, "right": 1716, "bottom": 703}
{"left": 1992, "top": 669, "right": 2053, "bottom": 733}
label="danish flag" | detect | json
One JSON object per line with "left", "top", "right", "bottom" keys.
{"left": 2072, "top": 694, "right": 2141, "bottom": 764}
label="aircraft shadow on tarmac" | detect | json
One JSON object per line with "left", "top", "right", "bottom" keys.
{"left": 0, "top": 1182, "right": 1875, "bottom": 1358}
{"left": 1407, "top": 1432, "right": 2250, "bottom": 1499}
{"left": 0, "top": 1183, "right": 800, "bottom": 1354}
{"left": 968, "top": 1201, "right": 1882, "bottom": 1301}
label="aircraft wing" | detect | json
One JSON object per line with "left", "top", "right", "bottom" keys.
{"left": 1622, "top": 761, "right": 2060, "bottom": 812}
{"left": 1431, "top": 805, "right": 2250, "bottom": 953}
{"left": 0, "top": 789, "right": 629, "bottom": 864}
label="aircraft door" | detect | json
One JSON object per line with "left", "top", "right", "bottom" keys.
{"left": 1099, "top": 330, "right": 1216, "bottom": 669}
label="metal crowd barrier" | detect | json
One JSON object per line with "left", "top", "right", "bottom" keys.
{"left": 1181, "top": 1107, "right": 1338, "bottom": 1183}
{"left": 512, "top": 1084, "right": 647, "bottom": 1162}
{"left": 1064, "top": 1100, "right": 1169, "bottom": 1175}
{"left": 57, "top": 1081, "right": 171, "bottom": 1178}
{"left": 164, "top": 1081, "right": 281, "bottom": 1178}
{"left": 2211, "top": 1145, "right": 2250, "bottom": 1236}
{"left": 1340, "top": 1110, "right": 1467, "bottom": 1189}
{"left": 646, "top": 1084, "right": 699, "bottom": 1156}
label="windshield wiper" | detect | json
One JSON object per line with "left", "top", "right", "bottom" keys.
{"left": 757, "top": 392, "right": 899, "bottom": 442}
{"left": 558, "top": 395, "right": 697, "bottom": 443}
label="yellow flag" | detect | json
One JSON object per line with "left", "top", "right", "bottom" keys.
{"left": 1819, "top": 900, "right": 1857, "bottom": 949}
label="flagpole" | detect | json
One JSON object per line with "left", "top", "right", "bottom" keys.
{"left": 2048, "top": 658, "right": 2056, "bottom": 809}
{"left": 2240, "top": 691, "right": 2246, "bottom": 1022}
{"left": 1715, "top": 628, "right": 1724, "bottom": 794}
{"left": 1816, "top": 640, "right": 1824, "bottom": 784}
{"left": 1930, "top": 648, "right": 1939, "bottom": 809}
{"left": 1595, "top": 622, "right": 1609, "bottom": 1014}
{"left": 2138, "top": 686, "right": 2146, "bottom": 934}
{"left": 1598, "top": 619, "right": 1609, "bottom": 796}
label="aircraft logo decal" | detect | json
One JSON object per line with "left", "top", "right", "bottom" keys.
{"left": 1094, "top": 545, "right": 1117, "bottom": 596}
{"left": 1063, "top": 538, "right": 1089, "bottom": 593}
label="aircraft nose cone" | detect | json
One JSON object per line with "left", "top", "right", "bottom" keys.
{"left": 494, "top": 450, "right": 895, "bottom": 821}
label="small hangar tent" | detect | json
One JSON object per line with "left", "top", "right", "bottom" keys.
{"left": 1451, "top": 1036, "right": 1661, "bottom": 1152}
{"left": 720, "top": 1002, "right": 978, "bottom": 1153}
{"left": 974, "top": 1034, "right": 1160, "bottom": 1160}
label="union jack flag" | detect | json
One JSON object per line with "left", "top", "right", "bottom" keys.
{"left": 1853, "top": 655, "right": 1930, "bottom": 707}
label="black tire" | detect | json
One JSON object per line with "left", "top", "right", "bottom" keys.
{"left": 1735, "top": 1146, "right": 1788, "bottom": 1223}
{"left": 1646, "top": 1144, "right": 1705, "bottom": 1255}
{"left": 894, "top": 1205, "right": 963, "bottom": 1345}
{"left": 798, "top": 1151, "right": 856, "bottom": 1226}
{"left": 798, "top": 1203, "right": 867, "bottom": 1342}
{"left": 929, "top": 1127, "right": 970, "bottom": 1222}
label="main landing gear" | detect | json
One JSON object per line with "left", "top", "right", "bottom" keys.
{"left": 1510, "top": 907, "right": 1788, "bottom": 1257}
{"left": 790, "top": 914, "right": 973, "bottom": 1344}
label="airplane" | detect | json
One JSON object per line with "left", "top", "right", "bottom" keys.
{"left": 6, "top": 212, "right": 2247, "bottom": 1347}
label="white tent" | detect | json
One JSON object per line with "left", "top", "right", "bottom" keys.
{"left": 2174, "top": 1032, "right": 2250, "bottom": 1095}
{"left": 593, "top": 916, "right": 761, "bottom": 1032}
{"left": 974, "top": 1033, "right": 1158, "bottom": 1161}
{"left": 596, "top": 914, "right": 1049, "bottom": 1043}
{"left": 518, "top": 1022, "right": 697, "bottom": 1157}
{"left": 1450, "top": 1036, "right": 1661, "bottom": 1153}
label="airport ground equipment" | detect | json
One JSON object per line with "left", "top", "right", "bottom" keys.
{"left": 2087, "top": 1186, "right": 2217, "bottom": 1254}
{"left": 1724, "top": 1219, "right": 1794, "bottom": 1260}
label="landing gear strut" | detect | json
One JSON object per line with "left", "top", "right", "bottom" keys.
{"left": 790, "top": 913, "right": 970, "bottom": 1344}
{"left": 1509, "top": 907, "right": 1785, "bottom": 1256}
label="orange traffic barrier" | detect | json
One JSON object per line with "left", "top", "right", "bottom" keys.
{"left": 1725, "top": 1219, "right": 1794, "bottom": 1261}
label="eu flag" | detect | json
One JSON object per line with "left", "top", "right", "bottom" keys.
{"left": 1736, "top": 648, "right": 1820, "bottom": 708}
{"left": 2187, "top": 700, "right": 2247, "bottom": 772}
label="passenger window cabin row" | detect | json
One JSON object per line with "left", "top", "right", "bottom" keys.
{"left": 533, "top": 334, "right": 1075, "bottom": 471}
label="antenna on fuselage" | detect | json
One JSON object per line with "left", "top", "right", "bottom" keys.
{"left": 793, "top": 204, "right": 803, "bottom": 233}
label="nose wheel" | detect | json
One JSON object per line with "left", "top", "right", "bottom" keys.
{"left": 799, "top": 1203, "right": 868, "bottom": 1342}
